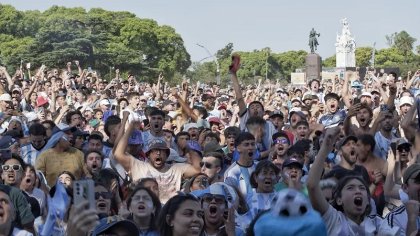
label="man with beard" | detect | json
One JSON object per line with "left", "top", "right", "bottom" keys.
{"left": 36, "top": 130, "right": 88, "bottom": 186}
{"left": 84, "top": 150, "right": 103, "bottom": 178}
{"left": 191, "top": 182, "right": 243, "bottom": 236}
{"left": 224, "top": 132, "right": 257, "bottom": 202}
{"left": 359, "top": 92, "right": 374, "bottom": 108}
{"left": 142, "top": 109, "right": 176, "bottom": 152}
{"left": 200, "top": 152, "right": 224, "bottom": 185}
{"left": 323, "top": 136, "right": 370, "bottom": 185}
{"left": 229, "top": 55, "right": 275, "bottom": 150}
{"left": 274, "top": 157, "right": 306, "bottom": 193}
{"left": 21, "top": 124, "right": 47, "bottom": 166}
{"left": 356, "top": 134, "right": 388, "bottom": 215}
{"left": 373, "top": 111, "right": 399, "bottom": 159}
{"left": 344, "top": 103, "right": 373, "bottom": 136}
{"left": 318, "top": 93, "right": 346, "bottom": 128}
{"left": 0, "top": 186, "right": 33, "bottom": 235}
{"left": 114, "top": 121, "right": 201, "bottom": 203}
{"left": 270, "top": 131, "right": 291, "bottom": 170}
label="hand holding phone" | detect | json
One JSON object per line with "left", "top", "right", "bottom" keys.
{"left": 73, "top": 179, "right": 95, "bottom": 210}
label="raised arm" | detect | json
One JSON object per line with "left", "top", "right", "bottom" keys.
{"left": 114, "top": 112, "right": 134, "bottom": 172}
{"left": 307, "top": 126, "right": 340, "bottom": 215}
{"left": 172, "top": 88, "right": 198, "bottom": 122}
{"left": 229, "top": 54, "right": 247, "bottom": 115}
{"left": 401, "top": 100, "right": 417, "bottom": 142}
{"left": 384, "top": 149, "right": 400, "bottom": 199}
{"left": 343, "top": 103, "right": 360, "bottom": 136}
{"left": 342, "top": 71, "right": 352, "bottom": 108}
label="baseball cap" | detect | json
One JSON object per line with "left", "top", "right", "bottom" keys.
{"left": 166, "top": 148, "right": 187, "bottom": 163}
{"left": 336, "top": 135, "right": 358, "bottom": 150}
{"left": 99, "top": 99, "right": 111, "bottom": 106}
{"left": 187, "top": 140, "right": 203, "bottom": 157}
{"left": 302, "top": 94, "right": 313, "bottom": 102}
{"left": 324, "top": 93, "right": 340, "bottom": 102}
{"left": 0, "top": 136, "right": 17, "bottom": 149}
{"left": 190, "top": 182, "right": 238, "bottom": 208}
{"left": 359, "top": 92, "right": 373, "bottom": 99}
{"left": 269, "top": 110, "right": 284, "bottom": 119}
{"left": 403, "top": 164, "right": 420, "bottom": 184}
{"left": 288, "top": 107, "right": 306, "bottom": 121}
{"left": 203, "top": 140, "right": 223, "bottom": 155}
{"left": 36, "top": 96, "right": 49, "bottom": 107}
{"left": 146, "top": 139, "right": 170, "bottom": 155}
{"left": 208, "top": 117, "right": 221, "bottom": 124}
{"left": 183, "top": 123, "right": 199, "bottom": 132}
{"left": 0, "top": 93, "right": 12, "bottom": 102}
{"left": 399, "top": 96, "right": 413, "bottom": 107}
{"left": 291, "top": 97, "right": 302, "bottom": 104}
{"left": 91, "top": 216, "right": 139, "bottom": 236}
{"left": 282, "top": 157, "right": 303, "bottom": 169}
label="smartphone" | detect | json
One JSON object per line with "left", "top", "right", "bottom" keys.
{"left": 380, "top": 104, "right": 388, "bottom": 112}
{"left": 73, "top": 179, "right": 95, "bottom": 209}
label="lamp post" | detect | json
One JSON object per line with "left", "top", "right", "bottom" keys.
{"left": 196, "top": 43, "right": 220, "bottom": 85}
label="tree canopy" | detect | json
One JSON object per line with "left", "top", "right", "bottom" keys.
{"left": 0, "top": 4, "right": 191, "bottom": 82}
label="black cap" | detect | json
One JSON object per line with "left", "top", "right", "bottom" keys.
{"left": 282, "top": 157, "right": 303, "bottom": 169}
{"left": 324, "top": 93, "right": 340, "bottom": 102}
{"left": 269, "top": 110, "right": 284, "bottom": 119}
{"left": 337, "top": 136, "right": 358, "bottom": 150}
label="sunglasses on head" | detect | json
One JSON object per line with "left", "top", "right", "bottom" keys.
{"left": 2, "top": 164, "right": 22, "bottom": 171}
{"left": 95, "top": 192, "right": 113, "bottom": 200}
{"left": 274, "top": 138, "right": 289, "bottom": 145}
{"left": 202, "top": 194, "right": 225, "bottom": 205}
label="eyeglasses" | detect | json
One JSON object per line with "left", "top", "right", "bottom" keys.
{"left": 2, "top": 164, "right": 22, "bottom": 171}
{"left": 95, "top": 192, "right": 113, "bottom": 200}
{"left": 200, "top": 162, "right": 216, "bottom": 169}
{"left": 274, "top": 138, "right": 289, "bottom": 145}
{"left": 202, "top": 194, "right": 225, "bottom": 205}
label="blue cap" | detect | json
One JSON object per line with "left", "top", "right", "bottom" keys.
{"left": 187, "top": 140, "right": 202, "bottom": 157}
{"left": 190, "top": 182, "right": 237, "bottom": 208}
{"left": 91, "top": 216, "right": 139, "bottom": 236}
{"left": 0, "top": 136, "right": 17, "bottom": 149}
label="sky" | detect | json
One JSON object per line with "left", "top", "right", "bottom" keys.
{"left": 2, "top": 0, "right": 420, "bottom": 63}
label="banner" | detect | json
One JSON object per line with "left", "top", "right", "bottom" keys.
{"left": 291, "top": 73, "right": 306, "bottom": 85}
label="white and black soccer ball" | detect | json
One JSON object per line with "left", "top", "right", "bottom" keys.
{"left": 271, "top": 188, "right": 311, "bottom": 217}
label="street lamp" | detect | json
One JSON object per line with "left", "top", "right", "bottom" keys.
{"left": 196, "top": 43, "right": 220, "bottom": 85}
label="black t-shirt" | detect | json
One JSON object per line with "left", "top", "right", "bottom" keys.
{"left": 324, "top": 164, "right": 371, "bottom": 185}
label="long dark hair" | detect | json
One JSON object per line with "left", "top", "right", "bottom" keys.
{"left": 157, "top": 194, "right": 203, "bottom": 236}
{"left": 331, "top": 175, "right": 371, "bottom": 216}
{"left": 126, "top": 186, "right": 161, "bottom": 231}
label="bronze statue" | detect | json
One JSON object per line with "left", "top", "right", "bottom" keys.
{"left": 309, "top": 28, "right": 320, "bottom": 53}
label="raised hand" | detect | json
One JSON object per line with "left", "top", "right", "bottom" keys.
{"left": 74, "top": 60, "right": 79, "bottom": 67}
{"left": 229, "top": 54, "right": 240, "bottom": 74}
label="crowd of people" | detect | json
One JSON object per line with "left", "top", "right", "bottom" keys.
{"left": 0, "top": 55, "right": 420, "bottom": 236}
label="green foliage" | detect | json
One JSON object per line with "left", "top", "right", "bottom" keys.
{"left": 216, "top": 43, "right": 234, "bottom": 61}
{"left": 355, "top": 47, "right": 373, "bottom": 67}
{"left": 0, "top": 4, "right": 191, "bottom": 82}
{"left": 322, "top": 55, "right": 336, "bottom": 67}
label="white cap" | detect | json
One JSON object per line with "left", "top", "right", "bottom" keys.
{"left": 183, "top": 123, "right": 199, "bottom": 132}
{"left": 359, "top": 92, "right": 373, "bottom": 99}
{"left": 291, "top": 97, "right": 302, "bottom": 104}
{"left": 0, "top": 93, "right": 12, "bottom": 102}
{"left": 99, "top": 99, "right": 110, "bottom": 106}
{"left": 399, "top": 96, "right": 413, "bottom": 107}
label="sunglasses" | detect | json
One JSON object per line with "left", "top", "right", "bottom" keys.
{"left": 398, "top": 146, "right": 410, "bottom": 152}
{"left": 95, "top": 192, "right": 113, "bottom": 200}
{"left": 200, "top": 162, "right": 216, "bottom": 169}
{"left": 2, "top": 164, "right": 22, "bottom": 171}
{"left": 274, "top": 138, "right": 289, "bottom": 145}
{"left": 202, "top": 194, "right": 225, "bottom": 205}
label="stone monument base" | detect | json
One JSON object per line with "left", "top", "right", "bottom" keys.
{"left": 305, "top": 53, "right": 322, "bottom": 83}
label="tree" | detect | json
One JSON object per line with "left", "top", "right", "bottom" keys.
{"left": 355, "top": 47, "right": 374, "bottom": 67}
{"left": 393, "top": 31, "right": 416, "bottom": 63}
{"left": 385, "top": 32, "right": 397, "bottom": 47}
{"left": 216, "top": 43, "right": 233, "bottom": 61}
{"left": 323, "top": 55, "right": 336, "bottom": 68}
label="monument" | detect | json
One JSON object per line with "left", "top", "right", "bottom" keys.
{"left": 335, "top": 18, "right": 356, "bottom": 68}
{"left": 306, "top": 28, "right": 322, "bottom": 82}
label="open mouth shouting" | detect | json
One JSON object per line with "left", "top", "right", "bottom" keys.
{"left": 208, "top": 205, "right": 219, "bottom": 218}
{"left": 154, "top": 157, "right": 164, "bottom": 167}
{"left": 96, "top": 201, "right": 108, "bottom": 212}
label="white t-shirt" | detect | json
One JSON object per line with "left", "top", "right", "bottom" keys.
{"left": 130, "top": 156, "right": 189, "bottom": 203}
{"left": 385, "top": 205, "right": 418, "bottom": 236}
{"left": 12, "top": 228, "right": 33, "bottom": 236}
{"left": 322, "top": 205, "right": 399, "bottom": 235}
{"left": 224, "top": 162, "right": 256, "bottom": 201}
